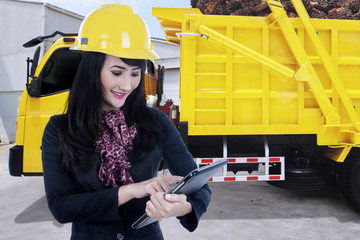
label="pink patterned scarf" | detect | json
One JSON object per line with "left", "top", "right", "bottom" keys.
{"left": 94, "top": 110, "right": 137, "bottom": 187}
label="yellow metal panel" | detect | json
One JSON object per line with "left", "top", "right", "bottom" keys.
{"left": 23, "top": 91, "right": 69, "bottom": 173}
{"left": 233, "top": 99, "right": 262, "bottom": 125}
{"left": 324, "top": 146, "right": 352, "bottom": 163}
{"left": 262, "top": 27, "right": 270, "bottom": 126}
{"left": 14, "top": 91, "right": 28, "bottom": 146}
{"left": 195, "top": 110, "right": 225, "bottom": 125}
{"left": 15, "top": 116, "right": 25, "bottom": 146}
{"left": 180, "top": 34, "right": 196, "bottom": 125}
{"left": 225, "top": 26, "right": 234, "bottom": 126}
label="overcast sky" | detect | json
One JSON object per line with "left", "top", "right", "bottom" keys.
{"left": 24, "top": 0, "right": 191, "bottom": 39}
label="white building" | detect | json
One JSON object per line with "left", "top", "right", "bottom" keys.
{"left": 0, "top": 0, "right": 180, "bottom": 143}
{"left": 0, "top": 0, "right": 83, "bottom": 143}
{"left": 152, "top": 37, "right": 181, "bottom": 106}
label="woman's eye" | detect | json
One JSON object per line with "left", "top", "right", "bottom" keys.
{"left": 111, "top": 71, "right": 121, "bottom": 76}
{"left": 131, "top": 72, "right": 140, "bottom": 77}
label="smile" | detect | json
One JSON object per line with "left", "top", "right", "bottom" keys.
{"left": 111, "top": 90, "right": 126, "bottom": 99}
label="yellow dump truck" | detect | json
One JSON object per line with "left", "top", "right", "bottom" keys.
{"left": 153, "top": 0, "right": 360, "bottom": 211}
{"left": 9, "top": 0, "right": 360, "bottom": 212}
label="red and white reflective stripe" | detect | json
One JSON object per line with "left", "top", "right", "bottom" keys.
{"left": 269, "top": 157, "right": 281, "bottom": 162}
{"left": 195, "top": 156, "right": 285, "bottom": 182}
{"left": 200, "top": 159, "right": 214, "bottom": 164}
{"left": 209, "top": 175, "right": 283, "bottom": 182}
{"left": 198, "top": 157, "right": 282, "bottom": 164}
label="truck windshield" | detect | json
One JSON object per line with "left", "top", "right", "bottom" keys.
{"left": 39, "top": 48, "right": 82, "bottom": 96}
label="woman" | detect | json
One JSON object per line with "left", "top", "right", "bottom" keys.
{"left": 41, "top": 4, "right": 211, "bottom": 240}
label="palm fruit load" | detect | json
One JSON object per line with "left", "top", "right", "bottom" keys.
{"left": 191, "top": 0, "right": 360, "bottom": 20}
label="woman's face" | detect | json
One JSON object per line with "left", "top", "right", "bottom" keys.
{"left": 100, "top": 55, "right": 141, "bottom": 111}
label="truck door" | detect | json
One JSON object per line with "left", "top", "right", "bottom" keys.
{"left": 22, "top": 48, "right": 81, "bottom": 174}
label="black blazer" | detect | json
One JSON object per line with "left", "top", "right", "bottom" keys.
{"left": 41, "top": 109, "right": 211, "bottom": 240}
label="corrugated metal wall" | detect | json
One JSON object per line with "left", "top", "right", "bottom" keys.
{"left": 0, "top": 0, "right": 83, "bottom": 143}
{"left": 152, "top": 38, "right": 181, "bottom": 106}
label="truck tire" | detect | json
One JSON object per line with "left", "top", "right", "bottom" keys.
{"left": 9, "top": 145, "right": 23, "bottom": 176}
{"left": 268, "top": 166, "right": 333, "bottom": 190}
{"left": 337, "top": 148, "right": 360, "bottom": 212}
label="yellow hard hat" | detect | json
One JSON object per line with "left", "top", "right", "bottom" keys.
{"left": 73, "top": 4, "right": 158, "bottom": 59}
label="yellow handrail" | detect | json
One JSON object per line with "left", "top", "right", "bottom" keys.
{"left": 198, "top": 25, "right": 295, "bottom": 79}
{"left": 290, "top": 0, "right": 360, "bottom": 132}
{"left": 267, "top": 0, "right": 340, "bottom": 126}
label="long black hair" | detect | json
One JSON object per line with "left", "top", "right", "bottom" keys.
{"left": 58, "top": 51, "right": 163, "bottom": 173}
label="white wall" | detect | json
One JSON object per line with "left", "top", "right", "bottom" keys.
{"left": 0, "top": 1, "right": 43, "bottom": 92}
{"left": 152, "top": 38, "right": 180, "bottom": 59}
{"left": 161, "top": 69, "right": 181, "bottom": 106}
{"left": 42, "top": 4, "right": 83, "bottom": 52}
{"left": 0, "top": 1, "right": 42, "bottom": 143}
{"left": 0, "top": 0, "right": 83, "bottom": 143}
{"left": 152, "top": 38, "right": 181, "bottom": 106}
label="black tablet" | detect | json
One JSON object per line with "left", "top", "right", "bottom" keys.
{"left": 131, "top": 159, "right": 228, "bottom": 230}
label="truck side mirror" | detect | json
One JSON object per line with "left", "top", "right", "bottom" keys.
{"left": 30, "top": 47, "right": 40, "bottom": 76}
{"left": 26, "top": 77, "right": 41, "bottom": 98}
{"left": 26, "top": 46, "right": 41, "bottom": 97}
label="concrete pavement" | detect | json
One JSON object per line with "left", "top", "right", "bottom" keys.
{"left": 1, "top": 144, "right": 360, "bottom": 239}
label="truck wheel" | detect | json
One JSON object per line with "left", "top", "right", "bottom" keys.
{"left": 268, "top": 166, "right": 333, "bottom": 191}
{"left": 337, "top": 148, "right": 360, "bottom": 212}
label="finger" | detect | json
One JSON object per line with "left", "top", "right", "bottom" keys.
{"left": 166, "top": 175, "right": 183, "bottom": 184}
{"left": 145, "top": 183, "right": 158, "bottom": 196}
{"left": 151, "top": 193, "right": 173, "bottom": 218}
{"left": 145, "top": 200, "right": 159, "bottom": 220}
{"left": 151, "top": 192, "right": 167, "bottom": 210}
{"left": 152, "top": 180, "right": 167, "bottom": 193}
{"left": 165, "top": 193, "right": 187, "bottom": 203}
{"left": 155, "top": 176, "right": 175, "bottom": 193}
{"left": 157, "top": 176, "right": 172, "bottom": 192}
{"left": 147, "top": 177, "right": 168, "bottom": 194}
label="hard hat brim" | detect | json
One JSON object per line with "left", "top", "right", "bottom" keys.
{"left": 71, "top": 45, "right": 159, "bottom": 59}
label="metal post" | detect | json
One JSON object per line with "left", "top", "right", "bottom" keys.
{"left": 223, "top": 136, "right": 228, "bottom": 176}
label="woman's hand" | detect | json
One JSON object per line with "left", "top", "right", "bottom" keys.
{"left": 134, "top": 175, "right": 183, "bottom": 198}
{"left": 145, "top": 193, "right": 193, "bottom": 220}
{"left": 118, "top": 175, "right": 183, "bottom": 206}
